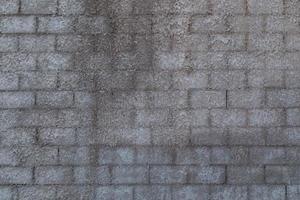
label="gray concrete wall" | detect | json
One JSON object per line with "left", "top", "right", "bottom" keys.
{"left": 0, "top": 0, "right": 300, "bottom": 199}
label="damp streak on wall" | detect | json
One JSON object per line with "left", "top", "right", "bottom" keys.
{"left": 0, "top": 0, "right": 300, "bottom": 199}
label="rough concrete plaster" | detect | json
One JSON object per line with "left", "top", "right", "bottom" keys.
{"left": 0, "top": 0, "right": 300, "bottom": 199}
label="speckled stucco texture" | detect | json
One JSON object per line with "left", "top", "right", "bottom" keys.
{"left": 0, "top": 0, "right": 300, "bottom": 199}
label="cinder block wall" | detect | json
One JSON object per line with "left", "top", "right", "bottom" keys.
{"left": 0, "top": 0, "right": 300, "bottom": 199}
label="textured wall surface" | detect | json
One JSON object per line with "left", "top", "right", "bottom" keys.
{"left": 0, "top": 0, "right": 300, "bottom": 199}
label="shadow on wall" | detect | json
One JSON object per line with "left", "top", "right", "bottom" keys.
{"left": 71, "top": 0, "right": 156, "bottom": 197}
{"left": 75, "top": 0, "right": 175, "bottom": 147}
{"left": 76, "top": 0, "right": 194, "bottom": 148}
{"left": 22, "top": 0, "right": 194, "bottom": 197}
{"left": 76, "top": 0, "right": 202, "bottom": 192}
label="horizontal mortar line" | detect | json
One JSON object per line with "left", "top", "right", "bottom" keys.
{"left": 1, "top": 164, "right": 299, "bottom": 167}
{"left": 6, "top": 125, "right": 299, "bottom": 129}
{"left": 0, "top": 64, "right": 278, "bottom": 69}
{"left": 0, "top": 13, "right": 122, "bottom": 18}
{"left": 206, "top": 164, "right": 300, "bottom": 167}
{"left": 1, "top": 32, "right": 300, "bottom": 39}
{"left": 0, "top": 164, "right": 245, "bottom": 167}
{"left": 1, "top": 106, "right": 298, "bottom": 110}
{"left": 0, "top": 106, "right": 270, "bottom": 110}
{"left": 0, "top": 13, "right": 195, "bottom": 17}
{"left": 0, "top": 32, "right": 300, "bottom": 36}
{"left": 2, "top": 144, "right": 300, "bottom": 148}
{"left": 0, "top": 69, "right": 265, "bottom": 73}
{"left": 1, "top": 88, "right": 299, "bottom": 93}
{"left": 0, "top": 184, "right": 290, "bottom": 188}
{"left": 0, "top": 107, "right": 250, "bottom": 111}
{"left": 0, "top": 33, "right": 116, "bottom": 36}
{"left": 6, "top": 126, "right": 300, "bottom": 129}
{"left": 1, "top": 13, "right": 300, "bottom": 17}
{"left": 6, "top": 126, "right": 300, "bottom": 130}
{"left": 0, "top": 88, "right": 271, "bottom": 93}
{"left": 0, "top": 183, "right": 292, "bottom": 187}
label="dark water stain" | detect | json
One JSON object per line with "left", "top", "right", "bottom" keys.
{"left": 76, "top": 0, "right": 156, "bottom": 198}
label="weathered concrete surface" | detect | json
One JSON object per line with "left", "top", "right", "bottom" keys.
{"left": 0, "top": 0, "right": 300, "bottom": 199}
